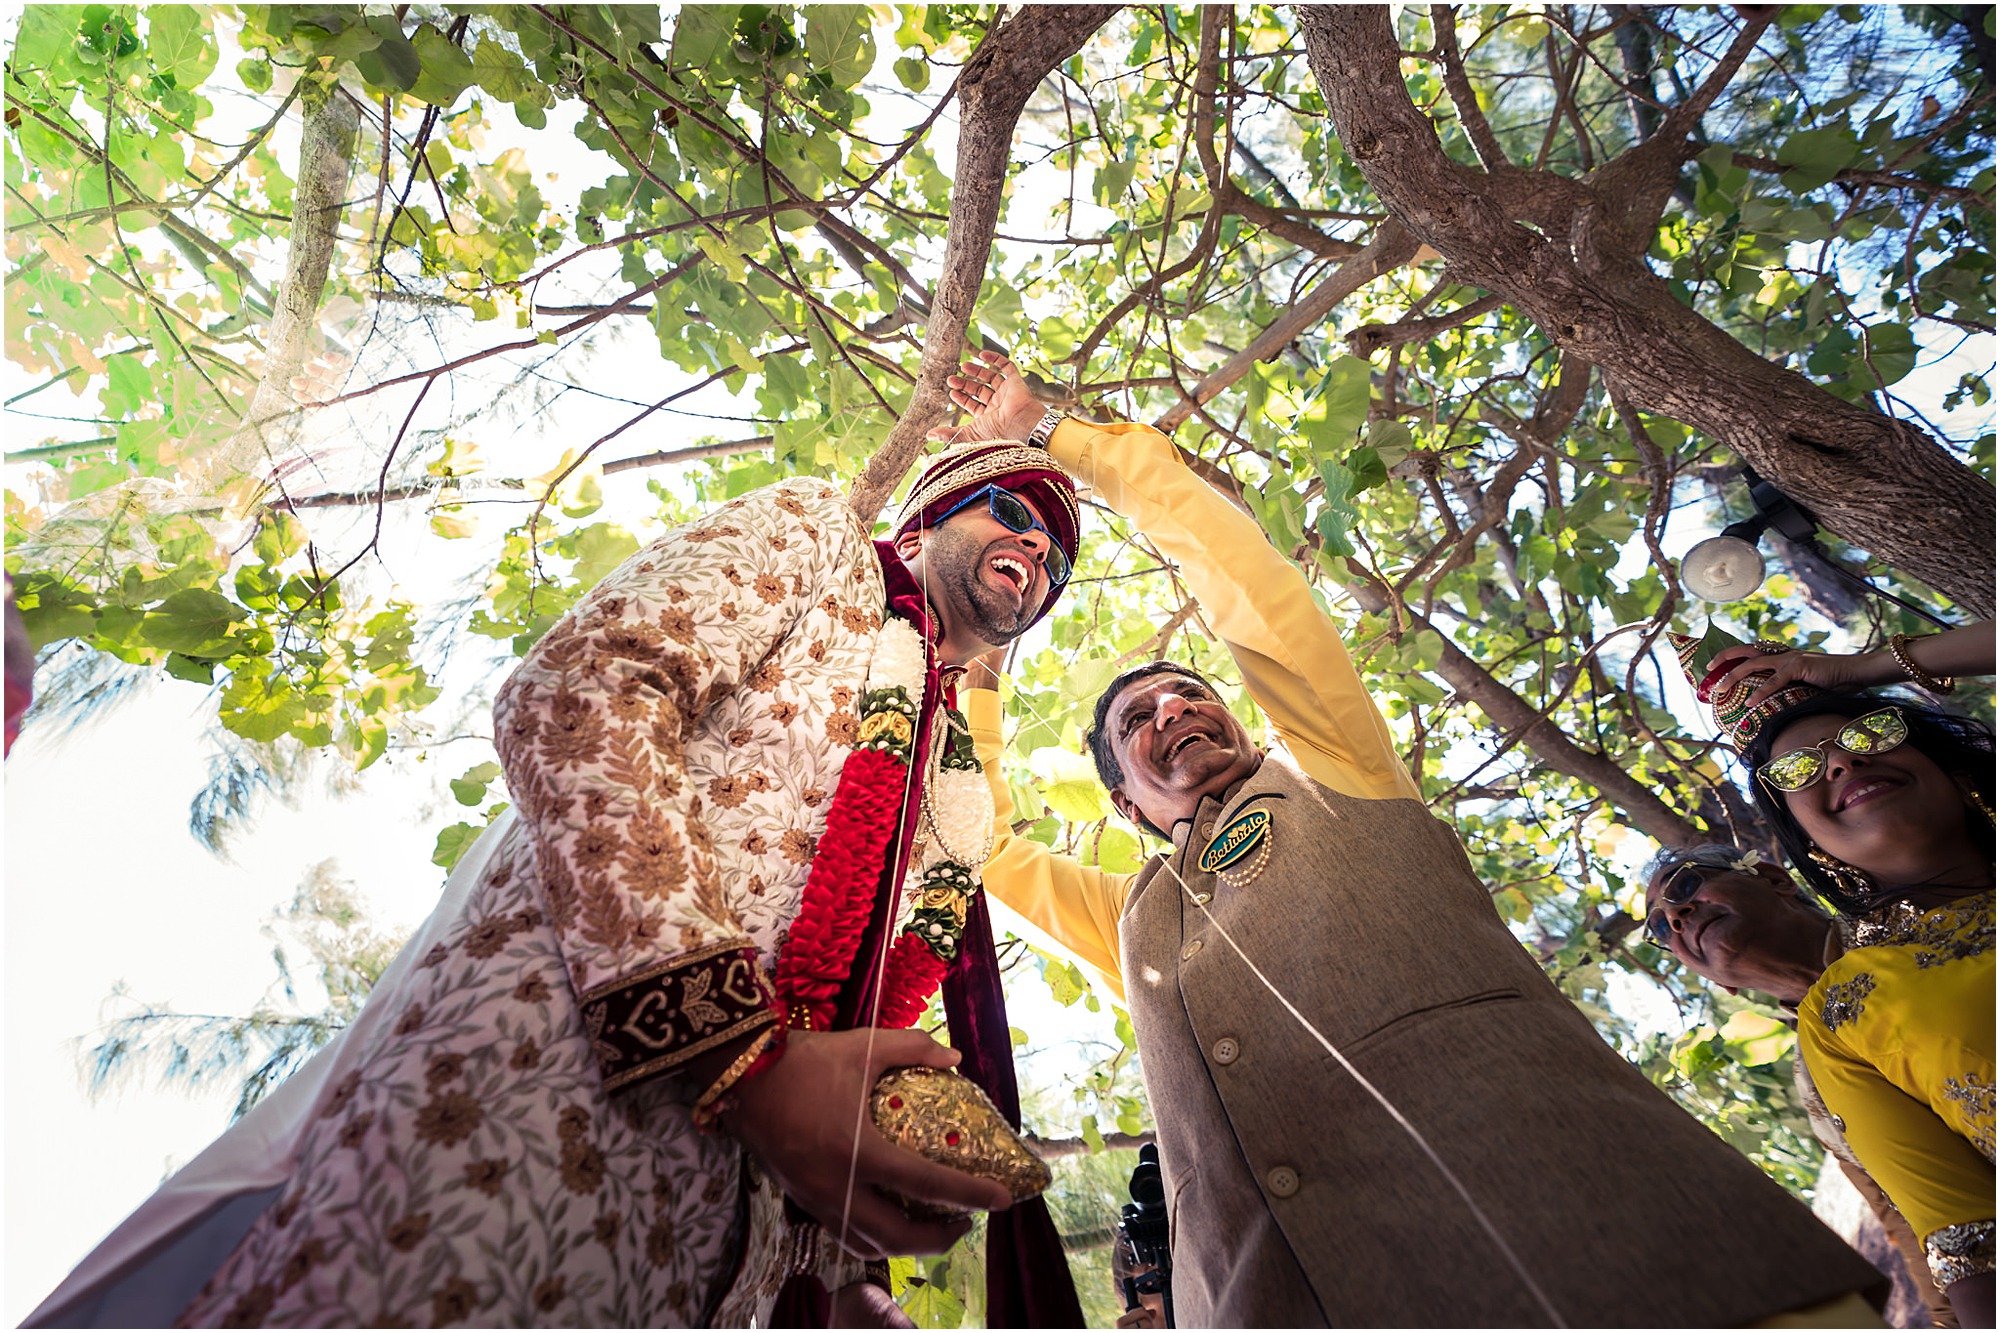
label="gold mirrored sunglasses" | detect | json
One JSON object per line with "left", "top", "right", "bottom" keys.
{"left": 1756, "top": 708, "right": 1909, "bottom": 793}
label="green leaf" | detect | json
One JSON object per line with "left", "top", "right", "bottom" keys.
{"left": 450, "top": 760, "right": 503, "bottom": 806}
{"left": 163, "top": 651, "right": 217, "bottom": 684}
{"left": 1096, "top": 826, "right": 1143, "bottom": 874}
{"left": 470, "top": 35, "right": 550, "bottom": 109}
{"left": 570, "top": 523, "right": 639, "bottom": 585}
{"left": 1315, "top": 459, "right": 1360, "bottom": 559}
{"left": 147, "top": 7, "right": 218, "bottom": 84}
{"left": 407, "top": 23, "right": 476, "bottom": 106}
{"left": 432, "top": 821, "right": 483, "bottom": 870}
{"left": 672, "top": 6, "right": 737, "bottom": 71}
{"left": 1298, "top": 356, "right": 1372, "bottom": 454}
{"left": 1044, "top": 957, "right": 1085, "bottom": 1007}
{"left": 1030, "top": 746, "right": 1111, "bottom": 823}
{"left": 804, "top": 6, "right": 874, "bottom": 89}
{"left": 1080, "top": 1111, "right": 1105, "bottom": 1152}
{"left": 236, "top": 54, "right": 273, "bottom": 92}
{"left": 1365, "top": 417, "right": 1412, "bottom": 469}
{"left": 354, "top": 33, "right": 422, "bottom": 91}
{"left": 1096, "top": 159, "right": 1136, "bottom": 202}
{"left": 900, "top": 1275, "right": 966, "bottom": 1328}
{"left": 140, "top": 588, "right": 247, "bottom": 654}
{"left": 1346, "top": 444, "right": 1389, "bottom": 494}
{"left": 1851, "top": 323, "right": 1916, "bottom": 387}
{"left": 894, "top": 55, "right": 929, "bottom": 92}
{"left": 1774, "top": 127, "right": 1858, "bottom": 193}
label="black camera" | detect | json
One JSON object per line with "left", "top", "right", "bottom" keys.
{"left": 1118, "top": 1143, "right": 1174, "bottom": 1326}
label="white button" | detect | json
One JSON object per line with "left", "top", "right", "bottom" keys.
{"left": 1266, "top": 1166, "right": 1299, "bottom": 1198}
{"left": 1190, "top": 891, "right": 1212, "bottom": 906}
{"left": 1212, "top": 1036, "right": 1240, "bottom": 1065}
{"left": 1181, "top": 939, "right": 1204, "bottom": 961}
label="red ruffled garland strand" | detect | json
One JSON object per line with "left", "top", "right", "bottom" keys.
{"left": 773, "top": 746, "right": 915, "bottom": 1032}
{"left": 876, "top": 932, "right": 952, "bottom": 1027}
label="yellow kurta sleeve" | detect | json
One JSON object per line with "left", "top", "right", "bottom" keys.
{"left": 1799, "top": 934, "right": 1996, "bottom": 1290}
{"left": 1047, "top": 419, "right": 1420, "bottom": 803}
{"left": 967, "top": 686, "right": 1134, "bottom": 1003}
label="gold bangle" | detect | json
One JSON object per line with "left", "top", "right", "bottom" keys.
{"left": 691, "top": 1024, "right": 778, "bottom": 1130}
{"left": 1888, "top": 633, "right": 1954, "bottom": 694}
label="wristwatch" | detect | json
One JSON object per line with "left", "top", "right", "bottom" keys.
{"left": 1027, "top": 406, "right": 1067, "bottom": 450}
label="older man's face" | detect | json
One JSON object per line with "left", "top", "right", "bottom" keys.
{"left": 1105, "top": 672, "right": 1262, "bottom": 837}
{"left": 1641, "top": 858, "right": 1819, "bottom": 991}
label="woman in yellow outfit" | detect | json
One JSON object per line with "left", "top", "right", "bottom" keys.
{"left": 1676, "top": 634, "right": 1995, "bottom": 1326}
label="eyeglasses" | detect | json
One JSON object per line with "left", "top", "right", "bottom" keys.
{"left": 933, "top": 484, "right": 1071, "bottom": 586}
{"left": 1755, "top": 708, "right": 1909, "bottom": 793}
{"left": 1643, "top": 860, "right": 1718, "bottom": 950}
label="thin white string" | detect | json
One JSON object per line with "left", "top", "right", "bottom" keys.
{"left": 1152, "top": 851, "right": 1567, "bottom": 1327}
{"left": 829, "top": 533, "right": 932, "bottom": 1309}
{"left": 1077, "top": 428, "right": 1566, "bottom": 1328}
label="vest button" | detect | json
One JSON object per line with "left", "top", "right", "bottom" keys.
{"left": 1212, "top": 1036, "right": 1240, "bottom": 1065}
{"left": 1266, "top": 1165, "right": 1299, "bottom": 1198}
{"left": 1199, "top": 821, "right": 1214, "bottom": 842}
{"left": 1180, "top": 938, "right": 1204, "bottom": 961}
{"left": 1190, "top": 891, "right": 1212, "bottom": 906}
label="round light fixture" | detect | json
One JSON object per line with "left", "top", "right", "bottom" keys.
{"left": 1679, "top": 534, "right": 1767, "bottom": 602}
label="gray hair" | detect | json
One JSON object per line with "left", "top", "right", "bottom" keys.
{"left": 1641, "top": 843, "right": 1825, "bottom": 914}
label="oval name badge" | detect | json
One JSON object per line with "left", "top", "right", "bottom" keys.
{"left": 1197, "top": 809, "right": 1270, "bottom": 875}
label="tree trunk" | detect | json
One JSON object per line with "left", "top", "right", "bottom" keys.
{"left": 848, "top": 5, "right": 1120, "bottom": 522}
{"left": 1297, "top": 6, "right": 1994, "bottom": 617}
{"left": 214, "top": 75, "right": 360, "bottom": 489}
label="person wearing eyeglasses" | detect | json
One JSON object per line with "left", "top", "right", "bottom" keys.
{"left": 1675, "top": 638, "right": 1995, "bottom": 1326}
{"left": 1639, "top": 846, "right": 1963, "bottom": 1328}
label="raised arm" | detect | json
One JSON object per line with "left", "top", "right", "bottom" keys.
{"left": 1709, "top": 618, "right": 1995, "bottom": 708}
{"left": 966, "top": 682, "right": 1134, "bottom": 1004}
{"left": 1047, "top": 419, "right": 1419, "bottom": 803}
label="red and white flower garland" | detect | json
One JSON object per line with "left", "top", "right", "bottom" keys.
{"left": 773, "top": 616, "right": 996, "bottom": 1033}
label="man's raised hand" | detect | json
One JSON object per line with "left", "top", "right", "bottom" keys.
{"left": 717, "top": 1027, "right": 1014, "bottom": 1259}
{"left": 932, "top": 348, "right": 1047, "bottom": 446}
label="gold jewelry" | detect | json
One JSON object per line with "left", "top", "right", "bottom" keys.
{"left": 1807, "top": 846, "right": 1875, "bottom": 899}
{"left": 1888, "top": 633, "right": 1954, "bottom": 694}
{"left": 691, "top": 1024, "right": 779, "bottom": 1131}
{"left": 1970, "top": 789, "right": 1995, "bottom": 828}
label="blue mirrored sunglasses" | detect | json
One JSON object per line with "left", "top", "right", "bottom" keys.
{"left": 933, "top": 484, "right": 1071, "bottom": 586}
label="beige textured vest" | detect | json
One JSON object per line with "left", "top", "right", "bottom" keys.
{"left": 1120, "top": 754, "right": 1884, "bottom": 1327}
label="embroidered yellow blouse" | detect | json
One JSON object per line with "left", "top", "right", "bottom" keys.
{"left": 1798, "top": 892, "right": 1996, "bottom": 1291}
{"left": 970, "top": 419, "right": 1420, "bottom": 1005}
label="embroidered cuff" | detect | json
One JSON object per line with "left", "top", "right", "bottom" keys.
{"left": 1925, "top": 1218, "right": 1996, "bottom": 1289}
{"left": 582, "top": 940, "right": 778, "bottom": 1093}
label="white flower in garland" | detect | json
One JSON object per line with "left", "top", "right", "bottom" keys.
{"left": 868, "top": 619, "right": 926, "bottom": 699}
{"left": 922, "top": 768, "right": 994, "bottom": 869}
{"left": 1728, "top": 849, "right": 1762, "bottom": 873}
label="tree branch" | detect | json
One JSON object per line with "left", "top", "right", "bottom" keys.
{"left": 1153, "top": 221, "right": 1419, "bottom": 432}
{"left": 848, "top": 4, "right": 1120, "bottom": 522}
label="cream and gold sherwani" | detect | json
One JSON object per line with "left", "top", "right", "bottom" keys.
{"left": 27, "top": 479, "right": 901, "bottom": 1328}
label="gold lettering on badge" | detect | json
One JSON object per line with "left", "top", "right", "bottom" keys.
{"left": 1197, "top": 809, "right": 1270, "bottom": 875}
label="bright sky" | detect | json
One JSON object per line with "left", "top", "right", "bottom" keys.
{"left": 3, "top": 8, "right": 1993, "bottom": 1322}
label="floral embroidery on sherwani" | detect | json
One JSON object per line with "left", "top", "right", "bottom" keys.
{"left": 174, "top": 480, "right": 891, "bottom": 1327}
